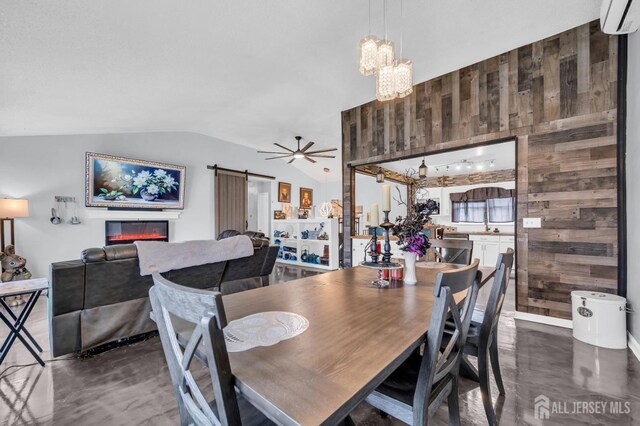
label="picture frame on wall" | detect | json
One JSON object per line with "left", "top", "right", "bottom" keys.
{"left": 85, "top": 152, "right": 186, "bottom": 209}
{"left": 300, "top": 187, "right": 313, "bottom": 209}
{"left": 278, "top": 182, "right": 292, "bottom": 203}
{"left": 274, "top": 210, "right": 286, "bottom": 220}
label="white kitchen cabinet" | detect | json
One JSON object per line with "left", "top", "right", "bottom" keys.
{"left": 470, "top": 235, "right": 500, "bottom": 267}
{"left": 470, "top": 234, "right": 516, "bottom": 270}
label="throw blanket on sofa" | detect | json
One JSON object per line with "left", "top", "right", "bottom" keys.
{"left": 135, "top": 236, "right": 254, "bottom": 276}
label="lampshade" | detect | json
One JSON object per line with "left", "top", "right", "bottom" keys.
{"left": 0, "top": 198, "right": 29, "bottom": 218}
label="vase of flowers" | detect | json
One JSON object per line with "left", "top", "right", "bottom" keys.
{"left": 393, "top": 199, "right": 439, "bottom": 285}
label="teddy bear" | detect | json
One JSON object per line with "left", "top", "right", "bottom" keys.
{"left": 1, "top": 244, "right": 32, "bottom": 306}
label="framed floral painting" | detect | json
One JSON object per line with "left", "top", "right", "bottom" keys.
{"left": 85, "top": 152, "right": 186, "bottom": 209}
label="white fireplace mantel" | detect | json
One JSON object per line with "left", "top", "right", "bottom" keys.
{"left": 84, "top": 209, "right": 181, "bottom": 220}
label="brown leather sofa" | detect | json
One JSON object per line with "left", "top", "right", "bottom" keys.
{"left": 48, "top": 235, "right": 278, "bottom": 357}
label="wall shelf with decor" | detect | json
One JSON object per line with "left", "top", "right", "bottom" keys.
{"left": 271, "top": 218, "right": 338, "bottom": 270}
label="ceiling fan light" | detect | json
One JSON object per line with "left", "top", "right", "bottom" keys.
{"left": 377, "top": 40, "right": 395, "bottom": 68}
{"left": 376, "top": 167, "right": 385, "bottom": 183}
{"left": 418, "top": 159, "right": 428, "bottom": 178}
{"left": 359, "top": 35, "right": 380, "bottom": 76}
{"left": 394, "top": 58, "right": 413, "bottom": 98}
{"left": 376, "top": 64, "right": 396, "bottom": 102}
{"left": 293, "top": 152, "right": 305, "bottom": 159}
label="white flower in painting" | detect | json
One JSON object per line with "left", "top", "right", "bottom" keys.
{"left": 154, "top": 169, "right": 167, "bottom": 178}
{"left": 138, "top": 170, "right": 151, "bottom": 180}
{"left": 133, "top": 176, "right": 146, "bottom": 187}
{"left": 146, "top": 184, "right": 159, "bottom": 195}
{"left": 123, "top": 174, "right": 132, "bottom": 181}
{"left": 164, "top": 176, "right": 176, "bottom": 187}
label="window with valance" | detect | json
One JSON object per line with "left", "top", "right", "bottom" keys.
{"left": 450, "top": 187, "right": 515, "bottom": 223}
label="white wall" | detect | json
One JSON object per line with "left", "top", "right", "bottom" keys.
{"left": 428, "top": 181, "right": 516, "bottom": 233}
{"left": 0, "top": 132, "right": 326, "bottom": 277}
{"left": 355, "top": 173, "right": 408, "bottom": 234}
{"left": 627, "top": 31, "right": 640, "bottom": 343}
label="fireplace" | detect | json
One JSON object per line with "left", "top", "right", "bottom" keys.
{"left": 105, "top": 220, "right": 169, "bottom": 246}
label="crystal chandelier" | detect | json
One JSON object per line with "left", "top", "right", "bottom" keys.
{"left": 360, "top": 0, "right": 413, "bottom": 102}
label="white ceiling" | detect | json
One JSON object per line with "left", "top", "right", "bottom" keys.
{"left": 379, "top": 140, "right": 516, "bottom": 177}
{"left": 0, "top": 1, "right": 600, "bottom": 181}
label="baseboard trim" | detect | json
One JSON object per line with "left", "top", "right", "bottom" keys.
{"left": 628, "top": 332, "right": 640, "bottom": 362}
{"left": 513, "top": 311, "right": 573, "bottom": 329}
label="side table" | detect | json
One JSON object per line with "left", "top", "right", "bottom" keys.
{"left": 0, "top": 278, "right": 48, "bottom": 367}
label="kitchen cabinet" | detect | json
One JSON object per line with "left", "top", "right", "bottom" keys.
{"left": 469, "top": 234, "right": 515, "bottom": 270}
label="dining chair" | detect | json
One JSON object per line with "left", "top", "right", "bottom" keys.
{"left": 149, "top": 272, "right": 274, "bottom": 426}
{"left": 457, "top": 248, "right": 514, "bottom": 426}
{"left": 430, "top": 238, "right": 474, "bottom": 265}
{"left": 365, "top": 259, "right": 481, "bottom": 425}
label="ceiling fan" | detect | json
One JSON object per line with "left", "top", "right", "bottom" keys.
{"left": 258, "top": 136, "right": 337, "bottom": 163}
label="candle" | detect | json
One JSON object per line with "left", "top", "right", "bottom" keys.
{"left": 382, "top": 184, "right": 391, "bottom": 211}
{"left": 370, "top": 203, "right": 379, "bottom": 227}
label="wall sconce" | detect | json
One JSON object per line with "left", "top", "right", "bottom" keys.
{"left": 376, "top": 167, "right": 385, "bottom": 183}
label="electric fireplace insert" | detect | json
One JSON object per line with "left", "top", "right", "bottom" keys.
{"left": 105, "top": 220, "right": 169, "bottom": 246}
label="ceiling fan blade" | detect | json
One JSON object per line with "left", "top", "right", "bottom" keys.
{"left": 274, "top": 143, "right": 295, "bottom": 153}
{"left": 307, "top": 154, "right": 336, "bottom": 158}
{"left": 303, "top": 156, "right": 317, "bottom": 163}
{"left": 304, "top": 148, "right": 338, "bottom": 154}
{"left": 288, "top": 158, "right": 295, "bottom": 164}
{"left": 301, "top": 141, "right": 315, "bottom": 152}
{"left": 258, "top": 150, "right": 289, "bottom": 154}
{"left": 264, "top": 154, "right": 294, "bottom": 160}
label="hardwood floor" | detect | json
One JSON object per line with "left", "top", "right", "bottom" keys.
{"left": 1, "top": 265, "right": 639, "bottom": 425}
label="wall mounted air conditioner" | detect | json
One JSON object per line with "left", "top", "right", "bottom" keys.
{"left": 601, "top": 0, "right": 639, "bottom": 34}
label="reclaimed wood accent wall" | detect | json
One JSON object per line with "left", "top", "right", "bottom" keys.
{"left": 341, "top": 22, "right": 618, "bottom": 319}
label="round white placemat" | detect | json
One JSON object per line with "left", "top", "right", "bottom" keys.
{"left": 224, "top": 311, "right": 309, "bottom": 352}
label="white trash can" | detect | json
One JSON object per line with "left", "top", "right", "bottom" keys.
{"left": 571, "top": 291, "right": 627, "bottom": 349}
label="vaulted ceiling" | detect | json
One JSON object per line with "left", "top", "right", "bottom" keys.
{"left": 0, "top": 1, "right": 600, "bottom": 181}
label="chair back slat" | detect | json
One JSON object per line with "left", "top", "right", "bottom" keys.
{"left": 413, "top": 259, "right": 480, "bottom": 424}
{"left": 482, "top": 248, "right": 515, "bottom": 335}
{"left": 150, "top": 272, "right": 241, "bottom": 426}
{"left": 430, "top": 239, "right": 474, "bottom": 265}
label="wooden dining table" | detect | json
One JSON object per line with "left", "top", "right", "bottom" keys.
{"left": 200, "top": 263, "right": 495, "bottom": 425}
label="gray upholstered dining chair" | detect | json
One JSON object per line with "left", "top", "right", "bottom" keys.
{"left": 149, "top": 272, "right": 274, "bottom": 426}
{"left": 430, "top": 238, "right": 474, "bottom": 265}
{"left": 365, "top": 259, "right": 481, "bottom": 425}
{"left": 453, "top": 248, "right": 514, "bottom": 426}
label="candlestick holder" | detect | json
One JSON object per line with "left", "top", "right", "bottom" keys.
{"left": 379, "top": 210, "right": 397, "bottom": 265}
{"left": 367, "top": 227, "right": 379, "bottom": 264}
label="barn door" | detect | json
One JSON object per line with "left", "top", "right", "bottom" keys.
{"left": 215, "top": 170, "right": 248, "bottom": 235}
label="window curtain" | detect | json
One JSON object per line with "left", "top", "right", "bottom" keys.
{"left": 488, "top": 197, "right": 515, "bottom": 222}
{"left": 451, "top": 201, "right": 486, "bottom": 223}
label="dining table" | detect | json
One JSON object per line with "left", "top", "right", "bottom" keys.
{"left": 189, "top": 263, "right": 495, "bottom": 425}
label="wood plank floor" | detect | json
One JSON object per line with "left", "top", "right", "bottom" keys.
{"left": 1, "top": 265, "right": 639, "bottom": 425}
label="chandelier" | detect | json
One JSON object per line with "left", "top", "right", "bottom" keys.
{"left": 358, "top": 0, "right": 413, "bottom": 101}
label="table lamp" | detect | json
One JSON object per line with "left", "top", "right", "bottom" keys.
{"left": 0, "top": 198, "right": 29, "bottom": 250}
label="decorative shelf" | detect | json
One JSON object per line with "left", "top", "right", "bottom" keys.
{"left": 272, "top": 218, "right": 339, "bottom": 270}
{"left": 84, "top": 209, "right": 182, "bottom": 220}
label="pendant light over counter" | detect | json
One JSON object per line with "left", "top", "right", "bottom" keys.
{"left": 376, "top": 167, "right": 385, "bottom": 183}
